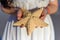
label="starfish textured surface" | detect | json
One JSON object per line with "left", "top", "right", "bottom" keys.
{"left": 13, "top": 8, "right": 48, "bottom": 36}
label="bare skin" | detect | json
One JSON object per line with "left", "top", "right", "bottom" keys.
{"left": 40, "top": 0, "right": 58, "bottom": 20}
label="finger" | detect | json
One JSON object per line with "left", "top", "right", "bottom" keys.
{"left": 40, "top": 14, "right": 46, "bottom": 20}
{"left": 17, "top": 9, "right": 23, "bottom": 20}
{"left": 40, "top": 13, "right": 47, "bottom": 20}
{"left": 20, "top": 24, "right": 24, "bottom": 28}
{"left": 40, "top": 16, "right": 45, "bottom": 20}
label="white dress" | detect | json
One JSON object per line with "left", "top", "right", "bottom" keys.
{"left": 2, "top": 0, "right": 55, "bottom": 40}
{"left": 13, "top": 0, "right": 49, "bottom": 10}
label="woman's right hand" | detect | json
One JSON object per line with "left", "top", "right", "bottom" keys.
{"left": 17, "top": 9, "right": 23, "bottom": 20}
{"left": 17, "top": 9, "right": 25, "bottom": 28}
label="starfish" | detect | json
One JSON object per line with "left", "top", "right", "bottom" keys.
{"left": 13, "top": 8, "right": 48, "bottom": 36}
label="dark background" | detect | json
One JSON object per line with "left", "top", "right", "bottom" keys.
{"left": 0, "top": 0, "right": 60, "bottom": 40}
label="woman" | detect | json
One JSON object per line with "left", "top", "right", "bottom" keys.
{"left": 0, "top": 0, "right": 58, "bottom": 40}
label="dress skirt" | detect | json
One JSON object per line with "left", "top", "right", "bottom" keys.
{"left": 2, "top": 15, "right": 55, "bottom": 40}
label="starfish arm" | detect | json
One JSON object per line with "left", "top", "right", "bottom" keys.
{"left": 27, "top": 18, "right": 36, "bottom": 36}
{"left": 32, "top": 8, "right": 43, "bottom": 17}
{"left": 33, "top": 18, "right": 48, "bottom": 27}
{"left": 13, "top": 17, "right": 30, "bottom": 26}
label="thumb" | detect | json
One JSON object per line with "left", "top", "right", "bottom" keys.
{"left": 17, "top": 9, "right": 23, "bottom": 20}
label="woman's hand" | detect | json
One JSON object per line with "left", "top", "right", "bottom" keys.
{"left": 40, "top": 9, "right": 47, "bottom": 20}
{"left": 17, "top": 9, "right": 25, "bottom": 28}
{"left": 17, "top": 9, "right": 23, "bottom": 20}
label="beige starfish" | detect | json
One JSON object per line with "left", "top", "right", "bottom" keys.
{"left": 13, "top": 8, "right": 48, "bottom": 36}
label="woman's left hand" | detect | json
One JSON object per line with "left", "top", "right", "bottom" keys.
{"left": 40, "top": 9, "right": 47, "bottom": 20}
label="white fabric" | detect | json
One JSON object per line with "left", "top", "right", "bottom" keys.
{"left": 2, "top": 15, "right": 55, "bottom": 40}
{"left": 50, "top": 0, "right": 54, "bottom": 2}
{"left": 13, "top": 0, "right": 49, "bottom": 10}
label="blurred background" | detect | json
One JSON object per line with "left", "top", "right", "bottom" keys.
{"left": 0, "top": 0, "right": 60, "bottom": 40}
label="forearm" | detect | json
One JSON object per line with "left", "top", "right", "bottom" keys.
{"left": 46, "top": 4, "right": 58, "bottom": 14}
{"left": 46, "top": 0, "right": 58, "bottom": 14}
{"left": 1, "top": 6, "right": 16, "bottom": 15}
